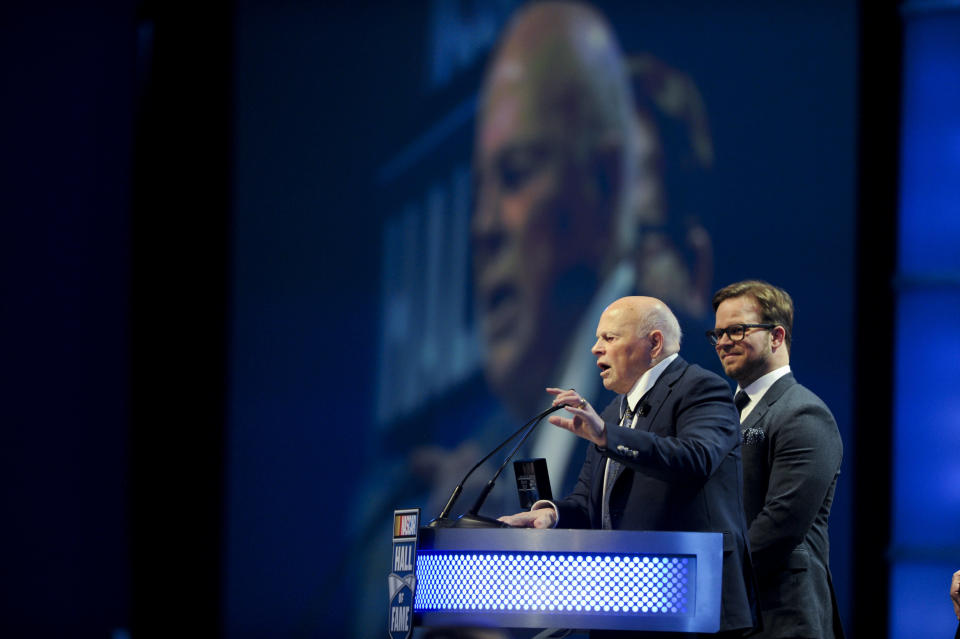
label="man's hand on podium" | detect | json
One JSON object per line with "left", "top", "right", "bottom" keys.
{"left": 498, "top": 507, "right": 558, "bottom": 529}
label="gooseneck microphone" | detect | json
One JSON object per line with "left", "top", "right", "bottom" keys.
{"left": 427, "top": 403, "right": 565, "bottom": 528}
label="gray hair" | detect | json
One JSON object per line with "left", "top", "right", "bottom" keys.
{"left": 638, "top": 302, "right": 682, "bottom": 354}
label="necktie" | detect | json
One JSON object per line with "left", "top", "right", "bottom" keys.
{"left": 601, "top": 403, "right": 635, "bottom": 529}
{"left": 734, "top": 390, "right": 751, "bottom": 415}
{"left": 621, "top": 404, "right": 636, "bottom": 428}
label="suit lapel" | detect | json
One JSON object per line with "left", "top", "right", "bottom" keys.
{"left": 741, "top": 372, "right": 796, "bottom": 431}
{"left": 607, "top": 358, "right": 688, "bottom": 502}
{"left": 635, "top": 356, "right": 687, "bottom": 431}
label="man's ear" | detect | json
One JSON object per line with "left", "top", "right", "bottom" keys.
{"left": 770, "top": 325, "right": 786, "bottom": 349}
{"left": 650, "top": 330, "right": 665, "bottom": 357}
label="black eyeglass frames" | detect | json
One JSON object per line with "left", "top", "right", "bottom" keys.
{"left": 705, "top": 323, "right": 777, "bottom": 345}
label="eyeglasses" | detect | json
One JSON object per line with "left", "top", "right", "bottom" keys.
{"left": 705, "top": 323, "right": 777, "bottom": 345}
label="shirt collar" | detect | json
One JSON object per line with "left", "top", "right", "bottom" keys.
{"left": 625, "top": 352, "right": 679, "bottom": 412}
{"left": 737, "top": 364, "right": 791, "bottom": 418}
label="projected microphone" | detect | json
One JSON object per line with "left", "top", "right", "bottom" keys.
{"left": 427, "top": 403, "right": 564, "bottom": 528}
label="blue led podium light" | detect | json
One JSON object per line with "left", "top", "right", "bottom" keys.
{"left": 412, "top": 528, "right": 721, "bottom": 632}
{"left": 414, "top": 551, "right": 689, "bottom": 615}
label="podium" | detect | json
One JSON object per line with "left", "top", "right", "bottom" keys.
{"left": 413, "top": 527, "right": 722, "bottom": 633}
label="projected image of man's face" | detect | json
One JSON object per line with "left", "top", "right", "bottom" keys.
{"left": 472, "top": 3, "right": 637, "bottom": 415}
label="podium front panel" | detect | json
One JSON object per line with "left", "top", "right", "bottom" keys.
{"left": 413, "top": 528, "right": 722, "bottom": 633}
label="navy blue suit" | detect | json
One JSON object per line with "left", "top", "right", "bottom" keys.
{"left": 556, "top": 356, "right": 757, "bottom": 634}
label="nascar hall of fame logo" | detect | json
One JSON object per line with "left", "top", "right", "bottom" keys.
{"left": 388, "top": 508, "right": 420, "bottom": 639}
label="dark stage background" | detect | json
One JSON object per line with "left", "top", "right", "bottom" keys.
{"left": 3, "top": 1, "right": 959, "bottom": 638}
{"left": 228, "top": 2, "right": 857, "bottom": 636}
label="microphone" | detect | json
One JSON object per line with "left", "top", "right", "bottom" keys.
{"left": 427, "top": 403, "right": 565, "bottom": 528}
{"left": 461, "top": 404, "right": 564, "bottom": 526}
{"left": 638, "top": 402, "right": 650, "bottom": 417}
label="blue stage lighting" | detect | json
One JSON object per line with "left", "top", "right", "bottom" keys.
{"left": 413, "top": 551, "right": 689, "bottom": 616}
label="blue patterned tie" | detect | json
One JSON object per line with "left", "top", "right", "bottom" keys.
{"left": 601, "top": 404, "right": 635, "bottom": 529}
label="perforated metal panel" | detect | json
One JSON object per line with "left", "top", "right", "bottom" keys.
{"left": 415, "top": 552, "right": 690, "bottom": 614}
{"left": 411, "top": 528, "right": 720, "bottom": 632}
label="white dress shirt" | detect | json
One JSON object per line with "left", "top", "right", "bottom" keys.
{"left": 533, "top": 352, "right": 680, "bottom": 526}
{"left": 737, "top": 364, "right": 791, "bottom": 423}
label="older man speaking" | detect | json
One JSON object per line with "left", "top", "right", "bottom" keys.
{"left": 500, "top": 296, "right": 757, "bottom": 637}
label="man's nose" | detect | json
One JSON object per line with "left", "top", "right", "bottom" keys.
{"left": 472, "top": 190, "right": 507, "bottom": 260}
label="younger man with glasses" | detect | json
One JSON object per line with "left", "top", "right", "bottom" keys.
{"left": 708, "top": 280, "right": 845, "bottom": 639}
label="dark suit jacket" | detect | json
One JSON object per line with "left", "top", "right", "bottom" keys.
{"left": 740, "top": 373, "right": 844, "bottom": 639}
{"left": 555, "top": 356, "right": 757, "bottom": 633}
